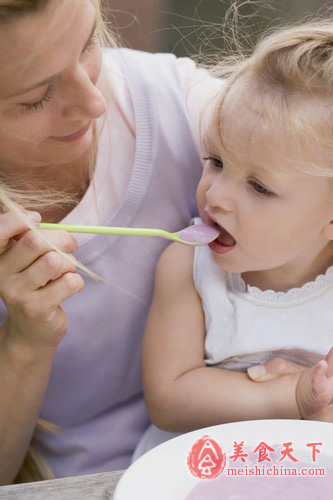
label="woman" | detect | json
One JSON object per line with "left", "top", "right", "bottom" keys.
{"left": 0, "top": 0, "right": 302, "bottom": 484}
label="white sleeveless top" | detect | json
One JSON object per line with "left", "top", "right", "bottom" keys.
{"left": 133, "top": 235, "right": 333, "bottom": 460}
{"left": 194, "top": 244, "right": 333, "bottom": 371}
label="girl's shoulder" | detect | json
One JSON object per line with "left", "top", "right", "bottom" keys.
{"left": 156, "top": 242, "right": 195, "bottom": 292}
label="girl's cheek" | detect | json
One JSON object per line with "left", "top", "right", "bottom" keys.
{"left": 196, "top": 178, "right": 207, "bottom": 209}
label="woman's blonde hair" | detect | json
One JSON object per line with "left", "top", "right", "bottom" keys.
{"left": 0, "top": 0, "right": 115, "bottom": 210}
{"left": 0, "top": 0, "right": 117, "bottom": 279}
{"left": 0, "top": 0, "right": 117, "bottom": 483}
{"left": 209, "top": 7, "right": 333, "bottom": 177}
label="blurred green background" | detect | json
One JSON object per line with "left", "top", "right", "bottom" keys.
{"left": 102, "top": 0, "right": 328, "bottom": 55}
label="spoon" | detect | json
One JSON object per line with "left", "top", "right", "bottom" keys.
{"left": 38, "top": 222, "right": 220, "bottom": 246}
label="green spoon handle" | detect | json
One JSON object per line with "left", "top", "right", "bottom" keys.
{"left": 38, "top": 223, "right": 172, "bottom": 239}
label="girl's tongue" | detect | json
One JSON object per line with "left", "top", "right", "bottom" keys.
{"left": 216, "top": 226, "right": 236, "bottom": 246}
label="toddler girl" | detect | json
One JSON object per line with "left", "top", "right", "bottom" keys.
{"left": 136, "top": 16, "right": 333, "bottom": 458}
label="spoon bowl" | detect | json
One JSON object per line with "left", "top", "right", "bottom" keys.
{"left": 38, "top": 223, "right": 220, "bottom": 246}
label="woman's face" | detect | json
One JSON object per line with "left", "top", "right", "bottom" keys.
{"left": 0, "top": 0, "right": 107, "bottom": 170}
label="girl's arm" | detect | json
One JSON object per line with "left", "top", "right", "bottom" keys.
{"left": 142, "top": 242, "right": 301, "bottom": 433}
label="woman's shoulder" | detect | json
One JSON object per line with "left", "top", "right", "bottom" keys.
{"left": 102, "top": 47, "right": 223, "bottom": 94}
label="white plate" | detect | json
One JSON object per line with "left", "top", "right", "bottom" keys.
{"left": 114, "top": 420, "right": 333, "bottom": 500}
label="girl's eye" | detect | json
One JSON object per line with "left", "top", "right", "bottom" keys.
{"left": 20, "top": 85, "right": 56, "bottom": 113}
{"left": 203, "top": 157, "right": 224, "bottom": 169}
{"left": 250, "top": 180, "right": 273, "bottom": 196}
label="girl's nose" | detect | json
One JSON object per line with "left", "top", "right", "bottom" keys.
{"left": 62, "top": 66, "right": 107, "bottom": 120}
{"left": 205, "top": 179, "right": 236, "bottom": 213}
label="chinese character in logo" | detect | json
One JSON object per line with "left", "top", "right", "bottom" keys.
{"left": 253, "top": 442, "right": 275, "bottom": 463}
{"left": 306, "top": 442, "right": 322, "bottom": 462}
{"left": 187, "top": 435, "right": 226, "bottom": 479}
{"left": 279, "top": 442, "right": 298, "bottom": 462}
{"left": 229, "top": 441, "right": 248, "bottom": 463}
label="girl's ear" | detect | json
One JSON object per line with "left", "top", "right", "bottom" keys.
{"left": 322, "top": 220, "right": 333, "bottom": 240}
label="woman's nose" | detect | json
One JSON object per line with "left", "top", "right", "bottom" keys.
{"left": 205, "top": 178, "right": 236, "bottom": 213}
{"left": 62, "top": 66, "right": 107, "bottom": 120}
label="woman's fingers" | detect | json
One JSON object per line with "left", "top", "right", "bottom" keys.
{"left": 21, "top": 250, "right": 77, "bottom": 288}
{"left": 4, "top": 250, "right": 79, "bottom": 304}
{"left": 16, "top": 272, "right": 84, "bottom": 323}
{"left": 0, "top": 206, "right": 84, "bottom": 348}
{"left": 7, "top": 272, "right": 84, "bottom": 345}
{"left": 0, "top": 229, "right": 77, "bottom": 278}
{"left": 34, "top": 271, "right": 84, "bottom": 312}
{"left": 0, "top": 209, "right": 41, "bottom": 254}
{"left": 0, "top": 228, "right": 79, "bottom": 321}
{"left": 248, "top": 350, "right": 333, "bottom": 385}
{"left": 247, "top": 357, "right": 307, "bottom": 382}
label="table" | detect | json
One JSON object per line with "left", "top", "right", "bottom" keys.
{"left": 0, "top": 470, "right": 123, "bottom": 500}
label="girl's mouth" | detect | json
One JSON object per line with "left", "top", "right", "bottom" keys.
{"left": 208, "top": 221, "right": 236, "bottom": 254}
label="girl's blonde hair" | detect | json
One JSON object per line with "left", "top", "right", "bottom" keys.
{"left": 0, "top": 0, "right": 117, "bottom": 483}
{"left": 209, "top": 8, "right": 333, "bottom": 177}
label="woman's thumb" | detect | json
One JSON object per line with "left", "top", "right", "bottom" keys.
{"left": 247, "top": 364, "right": 275, "bottom": 382}
{"left": 247, "top": 357, "right": 307, "bottom": 382}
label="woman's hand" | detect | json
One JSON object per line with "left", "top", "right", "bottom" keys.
{"left": 247, "top": 357, "right": 307, "bottom": 382}
{"left": 0, "top": 206, "right": 85, "bottom": 484}
{"left": 0, "top": 206, "right": 84, "bottom": 351}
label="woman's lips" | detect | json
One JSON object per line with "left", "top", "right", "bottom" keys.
{"left": 50, "top": 122, "right": 91, "bottom": 143}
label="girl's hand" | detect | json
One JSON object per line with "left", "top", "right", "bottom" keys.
{"left": 247, "top": 349, "right": 333, "bottom": 421}
{"left": 0, "top": 207, "right": 84, "bottom": 350}
{"left": 305, "top": 403, "right": 333, "bottom": 423}
{"left": 295, "top": 348, "right": 333, "bottom": 420}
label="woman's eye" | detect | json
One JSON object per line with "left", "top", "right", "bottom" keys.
{"left": 203, "top": 157, "right": 224, "bottom": 169}
{"left": 250, "top": 180, "right": 272, "bottom": 196}
{"left": 18, "top": 32, "right": 98, "bottom": 113}
{"left": 20, "top": 85, "right": 56, "bottom": 113}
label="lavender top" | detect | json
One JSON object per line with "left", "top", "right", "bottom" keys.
{"left": 0, "top": 49, "right": 221, "bottom": 477}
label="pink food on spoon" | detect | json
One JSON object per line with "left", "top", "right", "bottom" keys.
{"left": 177, "top": 224, "right": 220, "bottom": 245}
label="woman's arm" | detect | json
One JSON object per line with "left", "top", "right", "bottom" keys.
{"left": 0, "top": 331, "right": 56, "bottom": 484}
{"left": 0, "top": 208, "right": 83, "bottom": 484}
{"left": 142, "top": 242, "right": 301, "bottom": 433}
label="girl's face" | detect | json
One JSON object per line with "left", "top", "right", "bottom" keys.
{"left": 197, "top": 102, "right": 333, "bottom": 287}
{"left": 0, "top": 0, "right": 107, "bottom": 169}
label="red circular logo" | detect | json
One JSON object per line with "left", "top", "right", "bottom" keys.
{"left": 187, "top": 435, "right": 226, "bottom": 479}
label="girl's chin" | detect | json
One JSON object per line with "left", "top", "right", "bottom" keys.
{"left": 209, "top": 245, "right": 245, "bottom": 274}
